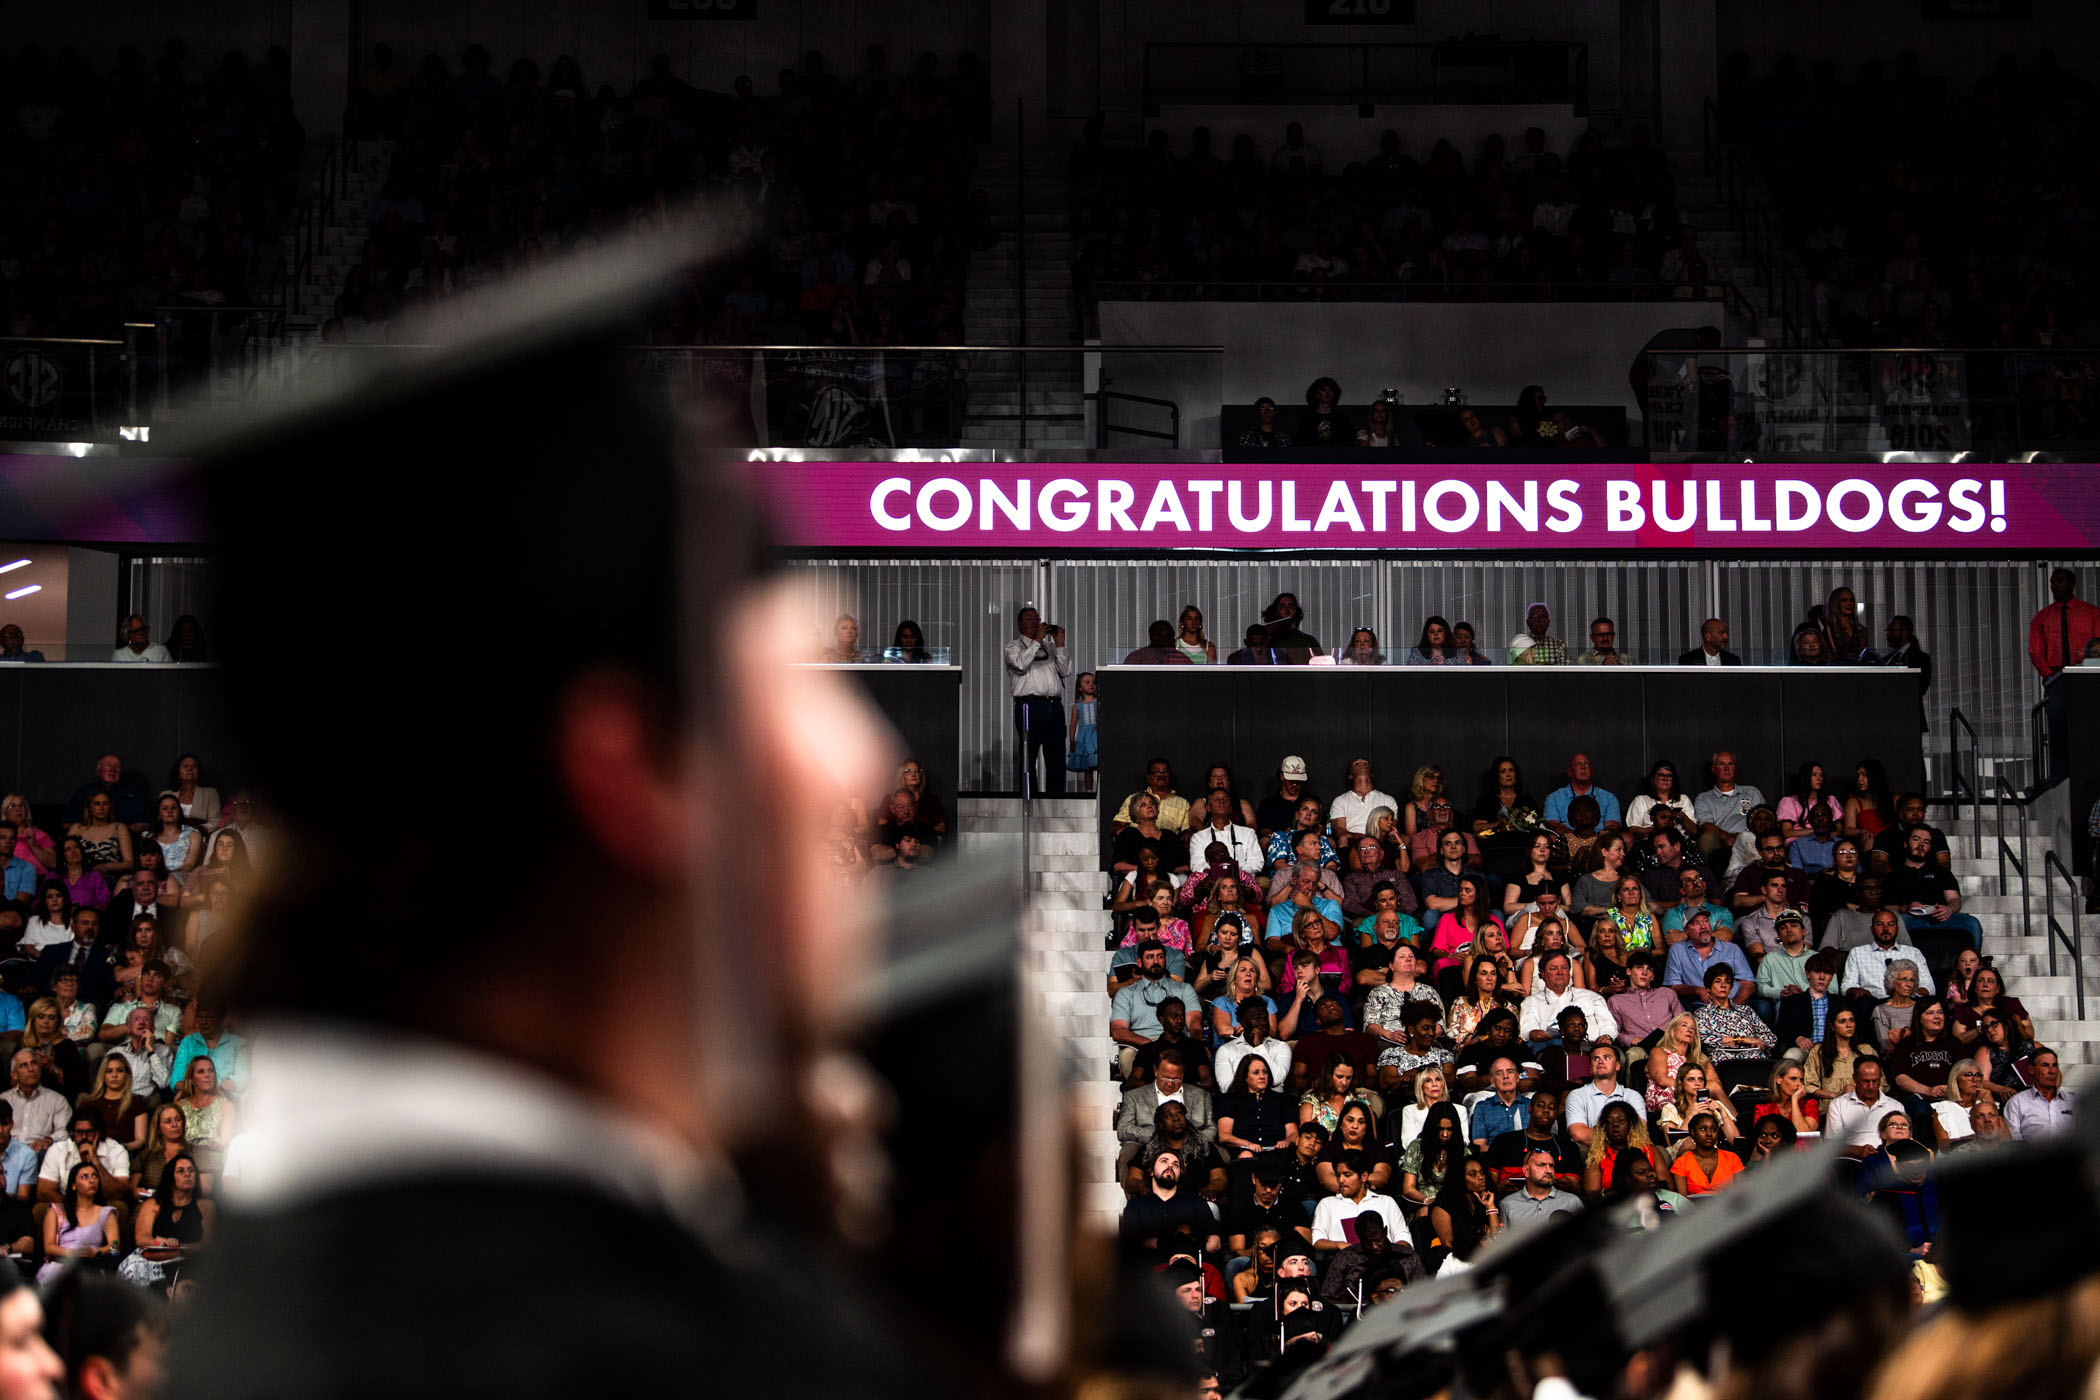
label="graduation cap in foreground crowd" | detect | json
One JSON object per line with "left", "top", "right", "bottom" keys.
{"left": 1269, "top": 1147, "right": 1908, "bottom": 1400}
{"left": 1933, "top": 1138, "right": 2100, "bottom": 1311}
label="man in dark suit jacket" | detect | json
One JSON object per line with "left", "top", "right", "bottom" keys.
{"left": 1881, "top": 615, "right": 1933, "bottom": 732}
{"left": 31, "top": 910, "right": 113, "bottom": 1007}
{"left": 163, "top": 258, "right": 956, "bottom": 1400}
{"left": 1772, "top": 954, "right": 1844, "bottom": 1059}
{"left": 1678, "top": 617, "right": 1743, "bottom": 666}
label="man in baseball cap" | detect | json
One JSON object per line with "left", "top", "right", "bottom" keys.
{"left": 1258, "top": 757, "right": 1315, "bottom": 841}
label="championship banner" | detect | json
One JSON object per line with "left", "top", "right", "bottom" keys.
{"left": 1873, "top": 350, "right": 1971, "bottom": 453}
{"left": 752, "top": 349, "right": 899, "bottom": 449}
{"left": 0, "top": 342, "right": 123, "bottom": 440}
{"left": 746, "top": 460, "right": 2100, "bottom": 552}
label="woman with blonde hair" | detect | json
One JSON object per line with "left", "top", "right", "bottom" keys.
{"left": 1208, "top": 956, "right": 1275, "bottom": 1042}
{"left": 1932, "top": 1060, "right": 1991, "bottom": 1147}
{"left": 1602, "top": 874, "right": 1658, "bottom": 951}
{"left": 1644, "top": 1013, "right": 1713, "bottom": 1114}
{"left": 138, "top": 1103, "right": 203, "bottom": 1195}
{"left": 1397, "top": 1065, "right": 1469, "bottom": 1148}
{"left": 76, "top": 1051, "right": 147, "bottom": 1154}
{"left": 1658, "top": 1062, "right": 1742, "bottom": 1144}
{"left": 0, "top": 793, "right": 53, "bottom": 874}
{"left": 17, "top": 997, "right": 84, "bottom": 1097}
{"left": 1402, "top": 765, "right": 1443, "bottom": 839}
{"left": 175, "top": 1057, "right": 237, "bottom": 1155}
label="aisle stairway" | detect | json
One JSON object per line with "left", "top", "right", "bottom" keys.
{"left": 957, "top": 797, "right": 1121, "bottom": 1232}
{"left": 280, "top": 140, "right": 399, "bottom": 332}
{"left": 1945, "top": 808, "right": 2099, "bottom": 1076}
{"left": 960, "top": 152, "right": 1086, "bottom": 452}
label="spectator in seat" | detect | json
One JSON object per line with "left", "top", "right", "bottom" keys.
{"left": 36, "top": 1113, "right": 130, "bottom": 1205}
{"left": 15, "top": 883, "right": 71, "bottom": 957}
{"left": 110, "top": 1008, "right": 172, "bottom": 1099}
{"left": 1228, "top": 624, "right": 1286, "bottom": 666}
{"left": 1564, "top": 1047, "right": 1645, "bottom": 1152}
{"left": 1543, "top": 752, "right": 1620, "bottom": 835}
{"left": 0, "top": 626, "right": 43, "bottom": 663}
{"left": 1871, "top": 793, "right": 1948, "bottom": 877}
{"left": 1824, "top": 1056, "right": 1900, "bottom": 1159}
{"left": 1116, "top": 1048, "right": 1215, "bottom": 1184}
{"left": 1679, "top": 617, "right": 1740, "bottom": 666}
{"left": 1238, "top": 397, "right": 1294, "bottom": 450}
{"left": 1125, "top": 996, "right": 1212, "bottom": 1091}
{"left": 1843, "top": 911, "right": 1936, "bottom": 1005}
{"left": 77, "top": 1053, "right": 146, "bottom": 1154}
{"left": 1841, "top": 759, "right": 1897, "bottom": 849}
{"left": 1886, "top": 1000, "right": 1963, "bottom": 1133}
{"left": 2005, "top": 1047, "right": 2075, "bottom": 1140}
{"left": 1190, "top": 790, "right": 1263, "bottom": 873}
{"left": 1111, "top": 939, "right": 1202, "bottom": 1078}
{"left": 1787, "top": 804, "right": 1841, "bottom": 875}
{"left": 0, "top": 1103, "right": 33, "bottom": 1203}
{"left": 1507, "top": 603, "right": 1565, "bottom": 666}
{"left": 1772, "top": 946, "right": 1844, "bottom": 1059}
{"left": 2, "top": 1049, "right": 67, "bottom": 1157}
{"left": 111, "top": 616, "right": 170, "bottom": 664}
{"left": 1263, "top": 864, "right": 1342, "bottom": 954}
{"left": 1255, "top": 756, "right": 1316, "bottom": 844}
{"left": 1625, "top": 759, "right": 1696, "bottom": 835}
{"left": 1777, "top": 759, "right": 1845, "bottom": 839}
{"left": 1341, "top": 840, "right": 1413, "bottom": 922}
{"left": 1735, "top": 868, "right": 1798, "bottom": 956}
{"left": 17, "top": 1001, "right": 84, "bottom": 1101}
{"left": 1113, "top": 793, "right": 1185, "bottom": 878}
{"left": 173, "top": 1058, "right": 235, "bottom": 1159}
{"left": 1885, "top": 825, "right": 1982, "bottom": 958}
{"left": 1408, "top": 801, "right": 1481, "bottom": 871}
{"left": 1663, "top": 911, "right": 1753, "bottom": 1005}
{"left": 38, "top": 1161, "right": 119, "bottom": 1284}
{"left": 66, "top": 794, "right": 132, "bottom": 881}
{"left": 1608, "top": 950, "right": 1679, "bottom": 1050}
{"left": 1662, "top": 864, "right": 1733, "bottom": 942}
{"left": 1730, "top": 831, "right": 1812, "bottom": 913}
{"left": 1752, "top": 908, "right": 1814, "bottom": 1012}
{"left": 1810, "top": 839, "right": 1870, "bottom": 935}
{"left": 1328, "top": 760, "right": 1396, "bottom": 844}
{"left": 1821, "top": 873, "right": 1887, "bottom": 952}
{"left": 1518, "top": 951, "right": 1617, "bottom": 1048}
{"left": 1120, "top": 1147, "right": 1220, "bottom": 1255}
{"left": 1694, "top": 750, "right": 1767, "bottom": 865}
{"left": 1297, "top": 378, "right": 1351, "bottom": 445}
{"left": 32, "top": 910, "right": 113, "bottom": 1009}
{"left": 1113, "top": 759, "right": 1190, "bottom": 836}
{"left": 170, "top": 999, "right": 248, "bottom": 1097}
{"left": 1123, "top": 621, "right": 1191, "bottom": 665}
{"left": 1576, "top": 617, "right": 1624, "bottom": 666}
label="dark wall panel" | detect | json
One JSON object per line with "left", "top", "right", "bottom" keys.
{"left": 838, "top": 666, "right": 961, "bottom": 826}
{"left": 0, "top": 667, "right": 236, "bottom": 809}
{"left": 1099, "top": 667, "right": 1927, "bottom": 857}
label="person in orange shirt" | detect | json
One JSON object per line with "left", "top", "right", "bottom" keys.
{"left": 2028, "top": 568, "right": 2100, "bottom": 780}
{"left": 1667, "top": 1109, "right": 1744, "bottom": 1196}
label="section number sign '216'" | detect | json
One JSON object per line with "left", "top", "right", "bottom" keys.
{"left": 1305, "top": 0, "right": 1415, "bottom": 21}
{"left": 649, "top": 0, "right": 757, "bottom": 17}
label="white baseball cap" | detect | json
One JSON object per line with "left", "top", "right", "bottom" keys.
{"left": 1280, "top": 756, "right": 1309, "bottom": 780}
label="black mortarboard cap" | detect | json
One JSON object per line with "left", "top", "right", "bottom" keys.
{"left": 1934, "top": 1140, "right": 2100, "bottom": 1310}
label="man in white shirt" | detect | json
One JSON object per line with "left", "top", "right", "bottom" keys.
{"left": 1840, "top": 911, "right": 1935, "bottom": 999}
{"left": 1186, "top": 790, "right": 1262, "bottom": 870}
{"left": 1215, "top": 999, "right": 1292, "bottom": 1091}
{"left": 1824, "top": 1057, "right": 1900, "bottom": 1157}
{"left": 1002, "top": 607, "right": 1070, "bottom": 797}
{"left": 112, "top": 614, "right": 171, "bottom": 663}
{"left": 37, "top": 1113, "right": 131, "bottom": 1202}
{"left": 2006, "top": 1049, "right": 2076, "bottom": 1140}
{"left": 1309, "top": 1153, "right": 1404, "bottom": 1251}
{"left": 1693, "top": 750, "right": 1767, "bottom": 863}
{"left": 1328, "top": 759, "right": 1396, "bottom": 844}
{"left": 1562, "top": 1044, "right": 1643, "bottom": 1148}
{"left": 111, "top": 1007, "right": 173, "bottom": 1094}
{"left": 1519, "top": 953, "right": 1619, "bottom": 1046}
{"left": 1, "top": 1049, "right": 69, "bottom": 1156}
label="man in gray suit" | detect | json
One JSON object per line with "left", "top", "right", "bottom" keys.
{"left": 1115, "top": 1048, "right": 1215, "bottom": 1181}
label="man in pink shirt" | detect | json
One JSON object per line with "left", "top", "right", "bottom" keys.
{"left": 1607, "top": 951, "right": 1678, "bottom": 1050}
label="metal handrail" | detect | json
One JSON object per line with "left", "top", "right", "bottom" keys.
{"left": 1948, "top": 707, "right": 1981, "bottom": 858}
{"left": 1142, "top": 40, "right": 1590, "bottom": 113}
{"left": 1088, "top": 389, "right": 1182, "bottom": 448}
{"left": 1094, "top": 280, "right": 1733, "bottom": 304}
{"left": 1017, "top": 97, "right": 1030, "bottom": 447}
{"left": 2045, "top": 849, "right": 2085, "bottom": 1018}
{"left": 1991, "top": 775, "right": 2033, "bottom": 950}
{"left": 2032, "top": 698, "right": 2051, "bottom": 791}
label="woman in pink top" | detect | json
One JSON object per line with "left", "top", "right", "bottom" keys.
{"left": 1776, "top": 760, "right": 1845, "bottom": 839}
{"left": 1429, "top": 874, "right": 1503, "bottom": 1000}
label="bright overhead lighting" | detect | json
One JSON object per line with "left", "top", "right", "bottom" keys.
{"left": 3, "top": 585, "right": 39, "bottom": 600}
{"left": 0, "top": 561, "right": 27, "bottom": 574}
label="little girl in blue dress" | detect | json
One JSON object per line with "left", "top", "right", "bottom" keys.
{"left": 1067, "top": 672, "right": 1099, "bottom": 790}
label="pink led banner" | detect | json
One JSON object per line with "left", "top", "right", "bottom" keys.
{"left": 747, "top": 460, "right": 2100, "bottom": 551}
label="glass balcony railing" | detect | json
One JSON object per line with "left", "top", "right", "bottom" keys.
{"left": 1635, "top": 346, "right": 2100, "bottom": 459}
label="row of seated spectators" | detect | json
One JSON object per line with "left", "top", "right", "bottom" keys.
{"left": 1105, "top": 744, "right": 2061, "bottom": 1380}
{"left": 1072, "top": 117, "right": 1709, "bottom": 315}
{"left": 0, "top": 39, "right": 303, "bottom": 341}
{"left": 0, "top": 752, "right": 264, "bottom": 1294}
{"left": 327, "top": 43, "right": 993, "bottom": 350}
{"left": 1720, "top": 47, "right": 2100, "bottom": 351}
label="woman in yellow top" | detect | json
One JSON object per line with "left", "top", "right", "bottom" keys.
{"left": 1802, "top": 1006, "right": 1870, "bottom": 1101}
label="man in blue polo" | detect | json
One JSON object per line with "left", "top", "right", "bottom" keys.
{"left": 1543, "top": 753, "right": 1621, "bottom": 835}
{"left": 1662, "top": 910, "right": 1754, "bottom": 1005}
